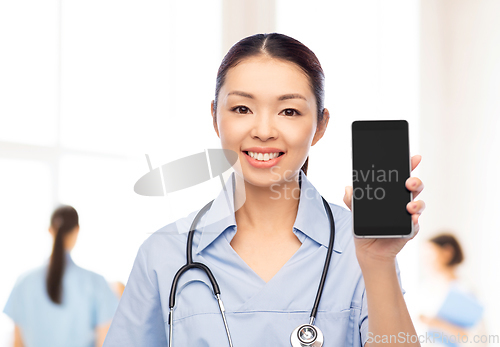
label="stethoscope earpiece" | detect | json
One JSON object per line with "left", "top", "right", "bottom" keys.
{"left": 290, "top": 323, "right": 324, "bottom": 347}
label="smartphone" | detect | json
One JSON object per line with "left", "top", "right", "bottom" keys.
{"left": 351, "top": 120, "right": 414, "bottom": 238}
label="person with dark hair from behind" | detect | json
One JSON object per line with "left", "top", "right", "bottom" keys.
{"left": 419, "top": 232, "right": 486, "bottom": 347}
{"left": 3, "top": 205, "right": 119, "bottom": 347}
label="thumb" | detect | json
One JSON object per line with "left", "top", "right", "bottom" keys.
{"left": 344, "top": 186, "right": 353, "bottom": 211}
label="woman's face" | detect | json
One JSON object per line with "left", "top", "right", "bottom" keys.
{"left": 422, "top": 241, "right": 453, "bottom": 270}
{"left": 211, "top": 55, "right": 329, "bottom": 187}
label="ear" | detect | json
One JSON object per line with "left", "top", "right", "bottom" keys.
{"left": 211, "top": 100, "right": 220, "bottom": 138}
{"left": 311, "top": 108, "right": 330, "bottom": 146}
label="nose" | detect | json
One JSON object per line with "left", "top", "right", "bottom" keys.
{"left": 250, "top": 111, "right": 279, "bottom": 141}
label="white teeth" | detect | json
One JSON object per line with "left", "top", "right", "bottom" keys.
{"left": 247, "top": 151, "right": 281, "bottom": 161}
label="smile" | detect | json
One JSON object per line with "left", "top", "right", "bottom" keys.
{"left": 242, "top": 150, "right": 285, "bottom": 168}
{"left": 245, "top": 151, "right": 283, "bottom": 161}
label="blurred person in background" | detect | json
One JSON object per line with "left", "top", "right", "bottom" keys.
{"left": 419, "top": 232, "right": 486, "bottom": 347}
{"left": 2, "top": 205, "right": 119, "bottom": 347}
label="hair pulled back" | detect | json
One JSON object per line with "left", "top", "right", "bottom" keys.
{"left": 46, "top": 205, "right": 79, "bottom": 304}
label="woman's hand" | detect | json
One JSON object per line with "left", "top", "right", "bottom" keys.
{"left": 343, "top": 155, "right": 425, "bottom": 266}
{"left": 419, "top": 314, "right": 436, "bottom": 326}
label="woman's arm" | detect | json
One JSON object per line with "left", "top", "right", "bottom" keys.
{"left": 359, "top": 257, "right": 419, "bottom": 347}
{"left": 13, "top": 325, "right": 24, "bottom": 347}
{"left": 95, "top": 321, "right": 111, "bottom": 347}
{"left": 345, "top": 155, "right": 425, "bottom": 347}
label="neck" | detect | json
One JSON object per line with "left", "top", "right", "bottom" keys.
{"left": 437, "top": 265, "right": 457, "bottom": 281}
{"left": 234, "top": 172, "right": 301, "bottom": 239}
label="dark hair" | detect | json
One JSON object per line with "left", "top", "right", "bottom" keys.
{"left": 213, "top": 33, "right": 326, "bottom": 175}
{"left": 429, "top": 233, "right": 464, "bottom": 267}
{"left": 46, "top": 205, "right": 79, "bottom": 304}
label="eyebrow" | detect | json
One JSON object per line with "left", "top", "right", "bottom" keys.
{"left": 227, "top": 91, "right": 307, "bottom": 101}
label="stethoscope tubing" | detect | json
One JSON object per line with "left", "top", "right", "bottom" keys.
{"left": 167, "top": 174, "right": 335, "bottom": 347}
{"left": 310, "top": 196, "right": 335, "bottom": 322}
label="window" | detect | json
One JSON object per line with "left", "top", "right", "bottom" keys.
{"left": 0, "top": 0, "right": 222, "bottom": 342}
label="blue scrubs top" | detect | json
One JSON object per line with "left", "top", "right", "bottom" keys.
{"left": 104, "top": 170, "right": 405, "bottom": 347}
{"left": 3, "top": 251, "right": 119, "bottom": 347}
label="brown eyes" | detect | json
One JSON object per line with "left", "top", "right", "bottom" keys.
{"left": 230, "top": 106, "right": 301, "bottom": 116}
{"left": 231, "top": 106, "right": 250, "bottom": 114}
{"left": 282, "top": 109, "right": 300, "bottom": 117}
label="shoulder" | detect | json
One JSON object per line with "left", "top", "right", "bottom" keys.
{"left": 451, "top": 277, "right": 482, "bottom": 298}
{"left": 327, "top": 202, "right": 352, "bottom": 228}
{"left": 10, "top": 264, "right": 46, "bottom": 290}
{"left": 4, "top": 265, "right": 45, "bottom": 316}
{"left": 3, "top": 267, "right": 41, "bottom": 326}
{"left": 73, "top": 265, "right": 111, "bottom": 288}
{"left": 139, "top": 211, "right": 192, "bottom": 258}
{"left": 133, "top": 207, "right": 206, "bottom": 283}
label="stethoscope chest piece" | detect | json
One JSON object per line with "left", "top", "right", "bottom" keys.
{"left": 290, "top": 324, "right": 324, "bottom": 347}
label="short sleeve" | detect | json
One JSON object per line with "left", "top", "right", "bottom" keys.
{"left": 2, "top": 276, "right": 26, "bottom": 327}
{"left": 93, "top": 275, "right": 119, "bottom": 326}
{"left": 359, "top": 258, "right": 406, "bottom": 347}
{"left": 103, "top": 245, "right": 167, "bottom": 347}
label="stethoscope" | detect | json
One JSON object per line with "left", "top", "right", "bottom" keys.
{"left": 168, "top": 173, "right": 336, "bottom": 347}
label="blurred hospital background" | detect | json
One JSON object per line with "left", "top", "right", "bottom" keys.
{"left": 0, "top": 0, "right": 499, "bottom": 345}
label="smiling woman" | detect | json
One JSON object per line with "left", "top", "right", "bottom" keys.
{"left": 213, "top": 55, "right": 326, "bottom": 183}
{"left": 212, "top": 33, "right": 328, "bottom": 178}
{"left": 103, "top": 33, "right": 425, "bottom": 347}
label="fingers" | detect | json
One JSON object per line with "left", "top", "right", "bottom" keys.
{"left": 406, "top": 177, "right": 424, "bottom": 199}
{"left": 411, "top": 154, "right": 422, "bottom": 171}
{"left": 408, "top": 214, "right": 420, "bottom": 240}
{"left": 408, "top": 204, "right": 423, "bottom": 239}
{"left": 344, "top": 186, "right": 353, "bottom": 211}
{"left": 412, "top": 212, "right": 421, "bottom": 224}
{"left": 407, "top": 200, "right": 426, "bottom": 214}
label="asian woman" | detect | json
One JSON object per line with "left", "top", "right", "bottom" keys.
{"left": 103, "top": 32, "right": 425, "bottom": 347}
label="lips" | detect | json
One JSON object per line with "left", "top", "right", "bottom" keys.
{"left": 242, "top": 148, "right": 285, "bottom": 168}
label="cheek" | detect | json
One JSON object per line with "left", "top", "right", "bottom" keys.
{"left": 217, "top": 113, "right": 316, "bottom": 152}
{"left": 280, "top": 120, "right": 316, "bottom": 152}
{"left": 217, "top": 116, "right": 245, "bottom": 148}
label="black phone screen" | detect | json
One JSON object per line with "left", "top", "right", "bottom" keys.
{"left": 352, "top": 120, "right": 413, "bottom": 237}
